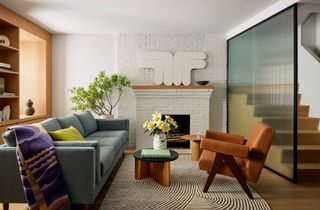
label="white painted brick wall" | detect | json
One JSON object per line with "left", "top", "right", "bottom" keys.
{"left": 134, "top": 89, "right": 212, "bottom": 149}
{"left": 117, "top": 33, "right": 227, "bottom": 147}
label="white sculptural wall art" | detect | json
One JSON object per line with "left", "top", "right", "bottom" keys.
{"left": 137, "top": 51, "right": 207, "bottom": 85}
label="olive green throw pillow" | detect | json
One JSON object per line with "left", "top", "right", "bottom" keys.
{"left": 48, "top": 126, "right": 84, "bottom": 141}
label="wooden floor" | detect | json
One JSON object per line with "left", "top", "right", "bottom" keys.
{"left": 251, "top": 168, "right": 320, "bottom": 210}
{"left": 2, "top": 165, "right": 320, "bottom": 210}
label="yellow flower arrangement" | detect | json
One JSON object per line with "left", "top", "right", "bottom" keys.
{"left": 143, "top": 112, "right": 178, "bottom": 137}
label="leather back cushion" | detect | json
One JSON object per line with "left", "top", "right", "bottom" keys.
{"left": 57, "top": 114, "right": 85, "bottom": 137}
{"left": 245, "top": 122, "right": 275, "bottom": 182}
{"left": 74, "top": 111, "right": 97, "bottom": 136}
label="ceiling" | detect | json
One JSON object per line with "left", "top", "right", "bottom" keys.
{"left": 0, "top": 0, "right": 281, "bottom": 34}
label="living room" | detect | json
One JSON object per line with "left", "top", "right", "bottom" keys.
{"left": 0, "top": 0, "right": 320, "bottom": 210}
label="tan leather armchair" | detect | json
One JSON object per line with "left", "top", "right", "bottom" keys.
{"left": 199, "top": 122, "right": 275, "bottom": 199}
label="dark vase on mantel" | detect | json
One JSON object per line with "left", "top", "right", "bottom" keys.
{"left": 25, "top": 99, "right": 35, "bottom": 116}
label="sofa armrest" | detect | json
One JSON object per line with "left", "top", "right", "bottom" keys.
{"left": 0, "top": 146, "right": 26, "bottom": 202}
{"left": 54, "top": 141, "right": 101, "bottom": 185}
{"left": 0, "top": 146, "right": 98, "bottom": 204}
{"left": 55, "top": 147, "right": 96, "bottom": 203}
{"left": 96, "top": 119, "right": 129, "bottom": 131}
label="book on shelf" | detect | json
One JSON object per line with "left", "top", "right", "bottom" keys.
{"left": 141, "top": 149, "right": 171, "bottom": 158}
{"left": 0, "top": 62, "right": 11, "bottom": 69}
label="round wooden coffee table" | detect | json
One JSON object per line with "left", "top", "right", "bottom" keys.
{"left": 134, "top": 149, "right": 178, "bottom": 187}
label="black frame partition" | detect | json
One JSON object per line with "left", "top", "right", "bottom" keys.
{"left": 227, "top": 4, "right": 298, "bottom": 182}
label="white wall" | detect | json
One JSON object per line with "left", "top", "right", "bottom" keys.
{"left": 117, "top": 33, "right": 227, "bottom": 147}
{"left": 298, "top": 6, "right": 320, "bottom": 128}
{"left": 317, "top": 14, "right": 320, "bottom": 52}
{"left": 52, "top": 34, "right": 117, "bottom": 116}
{"left": 226, "top": 0, "right": 298, "bottom": 39}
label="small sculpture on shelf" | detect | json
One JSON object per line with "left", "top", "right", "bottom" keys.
{"left": 25, "top": 99, "right": 35, "bottom": 116}
{"left": 0, "top": 35, "right": 10, "bottom": 46}
{"left": 1, "top": 105, "right": 10, "bottom": 121}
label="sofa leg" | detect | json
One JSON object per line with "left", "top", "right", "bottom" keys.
{"left": 82, "top": 204, "right": 90, "bottom": 210}
{"left": 3, "top": 203, "right": 9, "bottom": 210}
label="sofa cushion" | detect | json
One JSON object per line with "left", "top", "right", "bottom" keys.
{"left": 86, "top": 130, "right": 128, "bottom": 141}
{"left": 86, "top": 136, "right": 125, "bottom": 151}
{"left": 57, "top": 114, "right": 85, "bottom": 137}
{"left": 99, "top": 146, "right": 116, "bottom": 176}
{"left": 2, "top": 130, "right": 16, "bottom": 147}
{"left": 40, "top": 118, "right": 62, "bottom": 132}
{"left": 49, "top": 126, "right": 85, "bottom": 141}
{"left": 75, "top": 111, "right": 97, "bottom": 136}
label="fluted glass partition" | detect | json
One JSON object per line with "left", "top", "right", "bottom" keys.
{"left": 228, "top": 6, "right": 297, "bottom": 180}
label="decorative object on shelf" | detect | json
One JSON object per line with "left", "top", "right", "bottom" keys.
{"left": 196, "top": 80, "right": 209, "bottom": 86}
{"left": 143, "top": 112, "right": 178, "bottom": 150}
{"left": 24, "top": 99, "right": 35, "bottom": 116}
{"left": 2, "top": 105, "right": 10, "bottom": 120}
{"left": 0, "top": 111, "right": 2, "bottom": 121}
{"left": 0, "top": 62, "right": 11, "bottom": 69}
{"left": 0, "top": 35, "right": 10, "bottom": 46}
{"left": 137, "top": 51, "right": 206, "bottom": 86}
{"left": 70, "top": 71, "right": 131, "bottom": 117}
{"left": 1, "top": 92, "right": 15, "bottom": 96}
{"left": 0, "top": 77, "right": 4, "bottom": 95}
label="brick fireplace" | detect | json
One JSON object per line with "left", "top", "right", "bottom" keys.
{"left": 133, "top": 85, "right": 213, "bottom": 149}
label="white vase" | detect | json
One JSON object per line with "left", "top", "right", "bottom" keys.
{"left": 153, "top": 134, "right": 167, "bottom": 150}
{"left": 99, "top": 114, "right": 114, "bottom": 119}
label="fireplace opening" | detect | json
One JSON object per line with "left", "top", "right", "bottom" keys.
{"left": 165, "top": 114, "right": 190, "bottom": 149}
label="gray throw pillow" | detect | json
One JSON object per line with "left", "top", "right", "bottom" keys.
{"left": 40, "top": 118, "right": 62, "bottom": 132}
{"left": 75, "top": 111, "right": 98, "bottom": 136}
{"left": 57, "top": 114, "right": 85, "bottom": 137}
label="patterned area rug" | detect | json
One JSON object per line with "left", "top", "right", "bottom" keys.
{"left": 101, "top": 155, "right": 270, "bottom": 210}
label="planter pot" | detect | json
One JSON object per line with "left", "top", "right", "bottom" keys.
{"left": 99, "top": 114, "right": 114, "bottom": 119}
{"left": 153, "top": 134, "right": 167, "bottom": 150}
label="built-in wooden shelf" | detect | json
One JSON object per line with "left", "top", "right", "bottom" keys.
{"left": 0, "top": 68, "right": 19, "bottom": 75}
{"left": 0, "top": 119, "right": 19, "bottom": 127}
{"left": 19, "top": 114, "right": 47, "bottom": 122}
{"left": 0, "top": 44, "right": 19, "bottom": 51}
{"left": 0, "top": 115, "right": 47, "bottom": 127}
{"left": 132, "top": 85, "right": 214, "bottom": 90}
{"left": 0, "top": 95, "right": 19, "bottom": 99}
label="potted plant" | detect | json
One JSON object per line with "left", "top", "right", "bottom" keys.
{"left": 70, "top": 71, "right": 131, "bottom": 118}
{"left": 143, "top": 112, "right": 178, "bottom": 150}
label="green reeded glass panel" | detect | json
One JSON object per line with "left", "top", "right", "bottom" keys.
{"left": 228, "top": 7, "right": 295, "bottom": 180}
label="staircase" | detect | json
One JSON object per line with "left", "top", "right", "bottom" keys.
{"left": 252, "top": 93, "right": 320, "bottom": 182}
{"left": 229, "top": 90, "right": 320, "bottom": 181}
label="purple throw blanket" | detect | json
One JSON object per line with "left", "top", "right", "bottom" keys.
{"left": 14, "top": 125, "right": 70, "bottom": 210}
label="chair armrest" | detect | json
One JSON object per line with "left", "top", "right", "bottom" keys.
{"left": 96, "top": 119, "right": 129, "bottom": 131}
{"left": 201, "top": 137, "right": 249, "bottom": 158}
{"left": 205, "top": 130, "right": 245, "bottom": 145}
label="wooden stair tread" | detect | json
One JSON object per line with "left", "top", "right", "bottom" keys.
{"left": 271, "top": 145, "right": 320, "bottom": 150}
{"left": 277, "top": 130, "right": 320, "bottom": 134}
{"left": 285, "top": 163, "right": 320, "bottom": 170}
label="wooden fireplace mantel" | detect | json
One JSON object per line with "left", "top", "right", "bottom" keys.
{"left": 131, "top": 85, "right": 214, "bottom": 90}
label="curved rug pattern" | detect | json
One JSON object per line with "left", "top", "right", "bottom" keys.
{"left": 101, "top": 155, "right": 270, "bottom": 210}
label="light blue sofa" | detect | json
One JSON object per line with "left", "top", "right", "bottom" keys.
{"left": 0, "top": 111, "right": 129, "bottom": 206}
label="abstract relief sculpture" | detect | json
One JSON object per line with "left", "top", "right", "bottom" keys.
{"left": 173, "top": 52, "right": 206, "bottom": 85}
{"left": 137, "top": 51, "right": 206, "bottom": 85}
{"left": 136, "top": 51, "right": 173, "bottom": 85}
